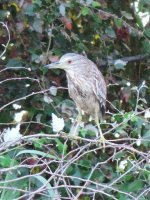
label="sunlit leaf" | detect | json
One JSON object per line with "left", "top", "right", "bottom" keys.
{"left": 92, "top": 1, "right": 101, "bottom": 8}
{"left": 81, "top": 7, "right": 90, "bottom": 16}
{"left": 121, "top": 11, "right": 133, "bottom": 20}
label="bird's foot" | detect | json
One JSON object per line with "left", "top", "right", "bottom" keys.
{"left": 69, "top": 122, "right": 81, "bottom": 147}
{"left": 68, "top": 134, "right": 81, "bottom": 148}
{"left": 97, "top": 135, "right": 106, "bottom": 152}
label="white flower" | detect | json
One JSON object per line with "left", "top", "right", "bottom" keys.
{"left": 142, "top": 80, "right": 145, "bottom": 86}
{"left": 126, "top": 82, "right": 131, "bottom": 86}
{"left": 25, "top": 84, "right": 30, "bottom": 87}
{"left": 118, "top": 160, "right": 128, "bottom": 171}
{"left": 138, "top": 12, "right": 149, "bottom": 27}
{"left": 1, "top": 56, "right": 6, "bottom": 60}
{"left": 136, "top": 134, "right": 141, "bottom": 146}
{"left": 43, "top": 94, "right": 53, "bottom": 103}
{"left": 13, "top": 103, "right": 21, "bottom": 110}
{"left": 36, "top": 114, "right": 42, "bottom": 123}
{"left": 144, "top": 110, "right": 150, "bottom": 119}
{"left": 49, "top": 86, "right": 57, "bottom": 96}
{"left": 3, "top": 124, "right": 22, "bottom": 145}
{"left": 114, "top": 133, "right": 120, "bottom": 138}
{"left": 114, "top": 59, "right": 128, "bottom": 69}
{"left": 6, "top": 11, "right": 10, "bottom": 17}
{"left": 136, "top": 138, "right": 141, "bottom": 146}
{"left": 14, "top": 110, "right": 28, "bottom": 123}
{"left": 51, "top": 113, "right": 64, "bottom": 132}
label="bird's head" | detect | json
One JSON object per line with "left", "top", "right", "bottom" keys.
{"left": 44, "top": 53, "right": 86, "bottom": 71}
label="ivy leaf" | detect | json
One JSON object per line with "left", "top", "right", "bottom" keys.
{"left": 81, "top": 7, "right": 90, "bottom": 16}
{"left": 6, "top": 59, "right": 22, "bottom": 68}
{"left": 92, "top": 1, "right": 101, "bottom": 8}
{"left": 142, "top": 40, "right": 150, "bottom": 53}
{"left": 114, "top": 18, "right": 122, "bottom": 28}
{"left": 144, "top": 28, "right": 150, "bottom": 37}
{"left": 31, "top": 175, "right": 56, "bottom": 198}
{"left": 121, "top": 11, "right": 133, "bottom": 20}
{"left": 143, "top": 130, "right": 150, "bottom": 147}
{"left": 127, "top": 180, "right": 144, "bottom": 192}
{"left": 25, "top": 4, "right": 34, "bottom": 16}
{"left": 34, "top": 0, "right": 42, "bottom": 6}
{"left": 33, "top": 18, "right": 43, "bottom": 33}
{"left": 55, "top": 138, "right": 68, "bottom": 155}
{"left": 105, "top": 27, "right": 116, "bottom": 38}
{"left": 0, "top": 156, "right": 18, "bottom": 167}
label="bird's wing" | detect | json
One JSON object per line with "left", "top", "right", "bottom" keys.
{"left": 92, "top": 68, "right": 107, "bottom": 117}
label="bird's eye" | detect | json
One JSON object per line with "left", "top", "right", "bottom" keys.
{"left": 68, "top": 60, "right": 72, "bottom": 64}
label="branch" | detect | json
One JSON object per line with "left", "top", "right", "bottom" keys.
{"left": 0, "top": 22, "right": 10, "bottom": 59}
{"left": 98, "top": 54, "right": 149, "bottom": 67}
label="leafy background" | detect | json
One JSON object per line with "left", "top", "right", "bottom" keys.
{"left": 0, "top": 0, "right": 150, "bottom": 199}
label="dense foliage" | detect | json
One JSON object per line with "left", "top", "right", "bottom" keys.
{"left": 0, "top": 0, "right": 150, "bottom": 199}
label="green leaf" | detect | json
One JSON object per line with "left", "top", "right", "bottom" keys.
{"left": 34, "top": 0, "right": 42, "bottom": 6}
{"left": 128, "top": 180, "right": 144, "bottom": 192}
{"left": 120, "top": 180, "right": 144, "bottom": 192}
{"left": 0, "top": 111, "right": 13, "bottom": 123}
{"left": 16, "top": 150, "right": 58, "bottom": 159}
{"left": 33, "top": 18, "right": 43, "bottom": 33}
{"left": 114, "top": 18, "right": 123, "bottom": 28}
{"left": 6, "top": 59, "right": 22, "bottom": 68}
{"left": 105, "top": 27, "right": 116, "bottom": 38}
{"left": 0, "top": 173, "right": 27, "bottom": 200}
{"left": 81, "top": 7, "right": 90, "bottom": 16}
{"left": 140, "top": 0, "right": 150, "bottom": 6}
{"left": 121, "top": 11, "right": 133, "bottom": 20}
{"left": 31, "top": 175, "right": 56, "bottom": 198}
{"left": 92, "top": 1, "right": 101, "bottom": 8}
{"left": 144, "top": 28, "right": 150, "bottom": 37}
{"left": 118, "top": 194, "right": 132, "bottom": 200}
{"left": 33, "top": 138, "right": 47, "bottom": 149}
{"left": 143, "top": 130, "right": 150, "bottom": 147}
{"left": 114, "top": 152, "right": 125, "bottom": 159}
{"left": 142, "top": 40, "right": 150, "bottom": 53}
{"left": 55, "top": 138, "right": 68, "bottom": 155}
{"left": 72, "top": 167, "right": 82, "bottom": 185}
{"left": 25, "top": 4, "right": 34, "bottom": 16}
{"left": 0, "top": 156, "right": 18, "bottom": 167}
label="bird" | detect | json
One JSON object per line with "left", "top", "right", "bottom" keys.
{"left": 45, "top": 53, "right": 107, "bottom": 145}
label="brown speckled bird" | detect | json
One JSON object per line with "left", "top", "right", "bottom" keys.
{"left": 45, "top": 53, "right": 107, "bottom": 143}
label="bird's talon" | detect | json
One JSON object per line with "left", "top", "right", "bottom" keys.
{"left": 97, "top": 136, "right": 106, "bottom": 152}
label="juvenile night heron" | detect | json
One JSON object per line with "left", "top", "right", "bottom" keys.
{"left": 45, "top": 53, "right": 107, "bottom": 144}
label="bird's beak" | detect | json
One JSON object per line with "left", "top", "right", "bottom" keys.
{"left": 44, "top": 61, "right": 60, "bottom": 69}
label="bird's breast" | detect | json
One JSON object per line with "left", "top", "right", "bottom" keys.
{"left": 66, "top": 72, "right": 100, "bottom": 118}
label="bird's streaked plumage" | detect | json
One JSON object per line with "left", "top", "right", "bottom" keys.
{"left": 45, "top": 53, "right": 107, "bottom": 142}
{"left": 45, "top": 53, "right": 106, "bottom": 120}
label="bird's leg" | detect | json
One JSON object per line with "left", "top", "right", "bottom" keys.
{"left": 70, "top": 108, "right": 82, "bottom": 136}
{"left": 95, "top": 114, "right": 106, "bottom": 149}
